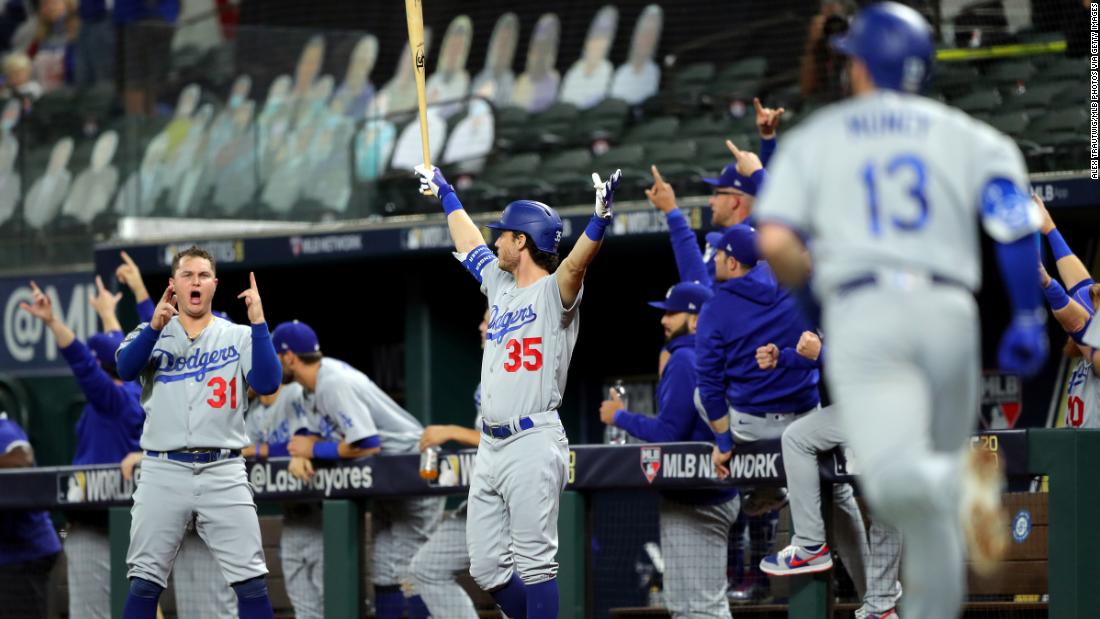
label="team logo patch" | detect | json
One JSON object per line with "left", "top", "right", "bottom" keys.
{"left": 1012, "top": 510, "right": 1031, "bottom": 543}
{"left": 640, "top": 446, "right": 661, "bottom": 484}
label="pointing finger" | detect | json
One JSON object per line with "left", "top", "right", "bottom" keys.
{"left": 650, "top": 164, "right": 664, "bottom": 185}
{"left": 726, "top": 139, "right": 742, "bottom": 158}
{"left": 30, "top": 280, "right": 41, "bottom": 295}
{"left": 753, "top": 97, "right": 764, "bottom": 116}
{"left": 249, "top": 271, "right": 258, "bottom": 292}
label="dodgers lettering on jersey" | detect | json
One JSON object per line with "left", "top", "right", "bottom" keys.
{"left": 1064, "top": 357, "right": 1100, "bottom": 428}
{"left": 119, "top": 317, "right": 256, "bottom": 450}
{"left": 755, "top": 91, "right": 1036, "bottom": 297}
{"left": 478, "top": 258, "right": 581, "bottom": 423}
{"left": 246, "top": 382, "right": 311, "bottom": 445}
{"left": 296, "top": 358, "right": 423, "bottom": 453}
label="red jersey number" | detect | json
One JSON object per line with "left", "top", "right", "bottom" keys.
{"left": 1067, "top": 395, "right": 1084, "bottom": 427}
{"left": 504, "top": 337, "right": 543, "bottom": 372}
{"left": 207, "top": 376, "right": 238, "bottom": 409}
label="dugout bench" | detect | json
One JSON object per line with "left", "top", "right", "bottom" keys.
{"left": 3, "top": 430, "right": 1097, "bottom": 618}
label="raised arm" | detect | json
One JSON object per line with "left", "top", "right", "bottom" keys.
{"left": 982, "top": 178, "right": 1048, "bottom": 376}
{"left": 414, "top": 165, "right": 485, "bottom": 255}
{"left": 646, "top": 165, "right": 709, "bottom": 285}
{"left": 238, "top": 272, "right": 280, "bottom": 395}
{"left": 117, "top": 251, "right": 154, "bottom": 323}
{"left": 116, "top": 284, "right": 177, "bottom": 381}
{"left": 1036, "top": 194, "right": 1092, "bottom": 291}
{"left": 558, "top": 169, "right": 621, "bottom": 308}
{"left": 89, "top": 275, "right": 123, "bottom": 333}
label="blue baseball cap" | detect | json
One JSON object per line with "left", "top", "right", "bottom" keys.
{"left": 272, "top": 320, "right": 320, "bottom": 354}
{"left": 648, "top": 282, "right": 713, "bottom": 314}
{"left": 703, "top": 163, "right": 759, "bottom": 196}
{"left": 88, "top": 331, "right": 124, "bottom": 371}
{"left": 714, "top": 224, "right": 759, "bottom": 266}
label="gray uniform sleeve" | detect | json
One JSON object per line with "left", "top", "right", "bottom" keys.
{"left": 754, "top": 129, "right": 815, "bottom": 236}
{"left": 237, "top": 325, "right": 254, "bottom": 378}
{"left": 479, "top": 258, "right": 511, "bottom": 299}
{"left": 319, "top": 380, "right": 378, "bottom": 444}
{"left": 971, "top": 125, "right": 1040, "bottom": 243}
{"left": 547, "top": 271, "right": 582, "bottom": 326}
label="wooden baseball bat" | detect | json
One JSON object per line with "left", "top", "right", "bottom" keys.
{"left": 404, "top": 0, "right": 432, "bottom": 194}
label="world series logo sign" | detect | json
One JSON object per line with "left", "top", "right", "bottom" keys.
{"left": 640, "top": 446, "right": 661, "bottom": 484}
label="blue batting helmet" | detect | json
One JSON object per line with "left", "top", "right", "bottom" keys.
{"left": 830, "top": 2, "right": 933, "bottom": 94}
{"left": 487, "top": 200, "right": 564, "bottom": 255}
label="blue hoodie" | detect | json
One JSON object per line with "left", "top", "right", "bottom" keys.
{"left": 613, "top": 334, "right": 738, "bottom": 505}
{"left": 696, "top": 263, "right": 821, "bottom": 420}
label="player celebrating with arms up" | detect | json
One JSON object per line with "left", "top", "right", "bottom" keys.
{"left": 115, "top": 246, "right": 282, "bottom": 619}
{"left": 755, "top": 4, "right": 1047, "bottom": 617}
{"left": 413, "top": 164, "right": 620, "bottom": 618}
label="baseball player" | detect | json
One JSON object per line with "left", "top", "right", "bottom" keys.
{"left": 121, "top": 253, "right": 240, "bottom": 618}
{"left": 754, "top": 3, "right": 1047, "bottom": 616}
{"left": 1040, "top": 266, "right": 1100, "bottom": 428}
{"left": 646, "top": 99, "right": 782, "bottom": 287}
{"left": 18, "top": 277, "right": 143, "bottom": 619}
{"left": 274, "top": 320, "right": 442, "bottom": 619}
{"left": 242, "top": 381, "right": 325, "bottom": 619}
{"left": 599, "top": 282, "right": 741, "bottom": 619}
{"left": 756, "top": 331, "right": 903, "bottom": 619}
{"left": 409, "top": 309, "right": 491, "bottom": 619}
{"left": 1036, "top": 194, "right": 1094, "bottom": 312}
{"left": 0, "top": 412, "right": 63, "bottom": 619}
{"left": 115, "top": 246, "right": 282, "bottom": 619}
{"left": 412, "top": 161, "right": 619, "bottom": 618}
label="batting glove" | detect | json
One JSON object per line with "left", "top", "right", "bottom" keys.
{"left": 413, "top": 164, "right": 454, "bottom": 200}
{"left": 998, "top": 309, "right": 1049, "bottom": 377}
{"left": 592, "top": 168, "right": 623, "bottom": 219}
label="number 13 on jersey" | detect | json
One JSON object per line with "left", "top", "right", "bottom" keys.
{"left": 504, "top": 337, "right": 543, "bottom": 372}
{"left": 863, "top": 153, "right": 929, "bottom": 236}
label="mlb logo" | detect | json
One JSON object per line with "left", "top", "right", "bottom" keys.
{"left": 640, "top": 446, "right": 661, "bottom": 484}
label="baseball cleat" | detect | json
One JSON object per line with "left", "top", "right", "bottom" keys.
{"left": 960, "top": 445, "right": 1009, "bottom": 576}
{"left": 759, "top": 543, "right": 833, "bottom": 576}
{"left": 855, "top": 608, "right": 898, "bottom": 619}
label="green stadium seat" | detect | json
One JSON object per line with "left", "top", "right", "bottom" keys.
{"left": 542, "top": 148, "right": 595, "bottom": 205}
{"left": 1001, "top": 82, "right": 1072, "bottom": 113}
{"left": 1028, "top": 107, "right": 1087, "bottom": 134}
{"left": 1042, "top": 57, "right": 1089, "bottom": 82}
{"left": 715, "top": 57, "right": 768, "bottom": 83}
{"left": 988, "top": 111, "right": 1030, "bottom": 137}
{"left": 570, "top": 98, "right": 630, "bottom": 144}
{"left": 951, "top": 89, "right": 1002, "bottom": 115}
{"left": 494, "top": 106, "right": 530, "bottom": 151}
{"left": 622, "top": 117, "right": 680, "bottom": 144}
{"left": 982, "top": 59, "right": 1037, "bottom": 84}
{"left": 680, "top": 116, "right": 734, "bottom": 139}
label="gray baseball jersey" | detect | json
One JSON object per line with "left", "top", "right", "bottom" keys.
{"left": 1064, "top": 357, "right": 1100, "bottom": 428}
{"left": 119, "top": 316, "right": 258, "bottom": 450}
{"left": 297, "top": 357, "right": 423, "bottom": 453}
{"left": 245, "top": 382, "right": 311, "bottom": 445}
{"left": 478, "top": 259, "right": 582, "bottom": 423}
{"left": 756, "top": 90, "right": 1038, "bottom": 297}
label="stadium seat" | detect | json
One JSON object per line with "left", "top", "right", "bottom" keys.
{"left": 492, "top": 106, "right": 529, "bottom": 152}
{"left": 982, "top": 59, "right": 1037, "bottom": 85}
{"left": 1000, "top": 82, "right": 1074, "bottom": 113}
{"left": 987, "top": 111, "right": 1030, "bottom": 137}
{"left": 950, "top": 89, "right": 1003, "bottom": 115}
{"left": 570, "top": 98, "right": 630, "bottom": 145}
{"left": 622, "top": 117, "right": 680, "bottom": 144}
{"left": 541, "top": 148, "right": 594, "bottom": 205}
{"left": 527, "top": 102, "right": 580, "bottom": 148}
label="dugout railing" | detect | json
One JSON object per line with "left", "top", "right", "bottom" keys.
{"left": 1, "top": 429, "right": 1096, "bottom": 618}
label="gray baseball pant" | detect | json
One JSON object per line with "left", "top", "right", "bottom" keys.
{"left": 782, "top": 404, "right": 902, "bottom": 613}
{"left": 174, "top": 529, "right": 237, "bottom": 618}
{"left": 281, "top": 512, "right": 323, "bottom": 619}
{"left": 660, "top": 496, "right": 740, "bottom": 619}
{"left": 64, "top": 524, "right": 111, "bottom": 619}
{"left": 410, "top": 509, "right": 482, "bottom": 619}
{"left": 824, "top": 285, "right": 979, "bottom": 619}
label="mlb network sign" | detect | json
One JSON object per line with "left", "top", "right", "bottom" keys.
{"left": 0, "top": 272, "right": 100, "bottom": 374}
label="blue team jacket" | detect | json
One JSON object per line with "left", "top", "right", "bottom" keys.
{"left": 60, "top": 338, "right": 144, "bottom": 466}
{"left": 614, "top": 335, "right": 737, "bottom": 505}
{"left": 696, "top": 264, "right": 821, "bottom": 421}
{"left": 0, "top": 415, "right": 62, "bottom": 565}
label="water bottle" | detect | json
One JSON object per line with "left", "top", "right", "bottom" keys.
{"left": 604, "top": 380, "right": 629, "bottom": 445}
{"left": 419, "top": 446, "right": 440, "bottom": 481}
